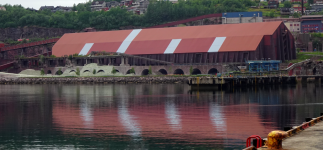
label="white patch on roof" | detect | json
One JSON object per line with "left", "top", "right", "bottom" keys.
{"left": 208, "top": 37, "right": 226, "bottom": 53}
{"left": 117, "top": 29, "right": 142, "bottom": 53}
{"left": 164, "top": 39, "right": 182, "bottom": 54}
{"left": 79, "top": 43, "right": 94, "bottom": 55}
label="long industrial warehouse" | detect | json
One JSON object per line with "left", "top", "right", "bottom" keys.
{"left": 53, "top": 21, "right": 296, "bottom": 64}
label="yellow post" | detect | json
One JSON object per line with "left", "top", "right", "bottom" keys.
{"left": 266, "top": 130, "right": 287, "bottom": 149}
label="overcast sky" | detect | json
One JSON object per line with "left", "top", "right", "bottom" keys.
{"left": 1, "top": 0, "right": 90, "bottom": 9}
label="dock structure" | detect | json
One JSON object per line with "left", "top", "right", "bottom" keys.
{"left": 188, "top": 76, "right": 297, "bottom": 87}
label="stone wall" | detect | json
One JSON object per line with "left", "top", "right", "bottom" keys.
{"left": 0, "top": 26, "right": 76, "bottom": 41}
{"left": 0, "top": 76, "right": 189, "bottom": 84}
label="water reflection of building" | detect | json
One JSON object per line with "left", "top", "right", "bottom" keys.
{"left": 52, "top": 84, "right": 275, "bottom": 144}
{"left": 1, "top": 84, "right": 323, "bottom": 148}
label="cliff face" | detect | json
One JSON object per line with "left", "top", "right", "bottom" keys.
{"left": 0, "top": 27, "right": 77, "bottom": 41}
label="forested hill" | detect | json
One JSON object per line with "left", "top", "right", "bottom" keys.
{"left": 0, "top": 0, "right": 256, "bottom": 31}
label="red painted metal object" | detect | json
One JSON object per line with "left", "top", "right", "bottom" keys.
{"left": 302, "top": 123, "right": 309, "bottom": 130}
{"left": 246, "top": 135, "right": 263, "bottom": 148}
{"left": 0, "top": 62, "right": 14, "bottom": 70}
{"left": 0, "top": 38, "right": 59, "bottom": 52}
{"left": 0, "top": 51, "right": 52, "bottom": 71}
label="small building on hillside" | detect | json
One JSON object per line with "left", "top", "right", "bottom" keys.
{"left": 139, "top": 0, "right": 149, "bottom": 8}
{"left": 280, "top": 8, "right": 294, "bottom": 15}
{"left": 285, "top": 22, "right": 301, "bottom": 32}
{"left": 301, "top": 15, "right": 323, "bottom": 33}
{"left": 91, "top": 1, "right": 107, "bottom": 11}
{"left": 222, "top": 12, "right": 263, "bottom": 24}
{"left": 292, "top": 4, "right": 307, "bottom": 13}
{"left": 53, "top": 6, "right": 72, "bottom": 12}
{"left": 120, "top": 0, "right": 133, "bottom": 6}
{"left": 0, "top": 7, "right": 6, "bottom": 11}
{"left": 106, "top": 1, "right": 120, "bottom": 8}
{"left": 268, "top": 1, "right": 279, "bottom": 9}
{"left": 291, "top": 0, "right": 307, "bottom": 3}
{"left": 127, "top": 0, "right": 149, "bottom": 15}
{"left": 314, "top": 0, "right": 323, "bottom": 3}
{"left": 264, "top": 18, "right": 301, "bottom": 33}
{"left": 39, "top": 6, "right": 55, "bottom": 11}
{"left": 102, "top": 7, "right": 110, "bottom": 11}
{"left": 311, "top": 3, "right": 323, "bottom": 11}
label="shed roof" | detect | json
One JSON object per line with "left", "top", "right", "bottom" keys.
{"left": 53, "top": 21, "right": 283, "bottom": 56}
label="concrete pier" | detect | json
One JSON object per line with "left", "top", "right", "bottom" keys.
{"left": 282, "top": 121, "right": 323, "bottom": 150}
{"left": 257, "top": 121, "right": 323, "bottom": 150}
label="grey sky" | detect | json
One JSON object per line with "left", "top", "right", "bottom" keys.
{"left": 1, "top": 0, "right": 90, "bottom": 9}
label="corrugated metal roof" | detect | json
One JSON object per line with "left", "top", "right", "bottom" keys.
{"left": 53, "top": 21, "right": 283, "bottom": 56}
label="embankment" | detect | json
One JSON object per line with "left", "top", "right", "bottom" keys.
{"left": 0, "top": 76, "right": 189, "bottom": 84}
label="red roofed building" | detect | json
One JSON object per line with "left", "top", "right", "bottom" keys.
{"left": 53, "top": 21, "right": 296, "bottom": 62}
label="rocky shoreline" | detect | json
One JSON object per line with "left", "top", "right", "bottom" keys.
{"left": 0, "top": 76, "right": 190, "bottom": 84}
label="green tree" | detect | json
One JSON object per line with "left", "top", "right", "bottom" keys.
{"left": 93, "top": 69, "right": 96, "bottom": 74}
{"left": 293, "top": 13, "right": 301, "bottom": 18}
{"left": 111, "top": 67, "right": 117, "bottom": 74}
{"left": 57, "top": 68, "right": 63, "bottom": 75}
{"left": 304, "top": 3, "right": 311, "bottom": 10}
{"left": 308, "top": 0, "right": 314, "bottom": 4}
{"left": 0, "top": 0, "right": 255, "bottom": 31}
{"left": 129, "top": 67, "right": 135, "bottom": 74}
{"left": 148, "top": 66, "right": 152, "bottom": 75}
{"left": 283, "top": 1, "right": 292, "bottom": 8}
{"left": 76, "top": 67, "right": 80, "bottom": 76}
{"left": 72, "top": 4, "right": 77, "bottom": 11}
{"left": 39, "top": 55, "right": 45, "bottom": 65}
{"left": 40, "top": 68, "right": 45, "bottom": 75}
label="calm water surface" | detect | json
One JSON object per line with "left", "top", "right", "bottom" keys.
{"left": 0, "top": 83, "right": 323, "bottom": 150}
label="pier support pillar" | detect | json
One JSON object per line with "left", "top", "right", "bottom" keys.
{"left": 301, "top": 77, "right": 308, "bottom": 84}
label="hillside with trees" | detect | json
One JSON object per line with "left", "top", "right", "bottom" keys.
{"left": 0, "top": 0, "right": 255, "bottom": 31}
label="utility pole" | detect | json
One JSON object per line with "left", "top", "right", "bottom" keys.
{"left": 301, "top": 0, "right": 304, "bottom": 15}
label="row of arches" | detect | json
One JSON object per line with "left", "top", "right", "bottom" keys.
{"left": 46, "top": 68, "right": 219, "bottom": 76}
{"left": 147, "top": 68, "right": 218, "bottom": 76}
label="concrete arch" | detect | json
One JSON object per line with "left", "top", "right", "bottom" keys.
{"left": 126, "top": 69, "right": 135, "bottom": 74}
{"left": 69, "top": 70, "right": 76, "bottom": 73}
{"left": 142, "top": 69, "right": 150, "bottom": 76}
{"left": 192, "top": 68, "right": 201, "bottom": 75}
{"left": 174, "top": 69, "right": 184, "bottom": 75}
{"left": 97, "top": 70, "right": 105, "bottom": 73}
{"left": 158, "top": 69, "right": 167, "bottom": 75}
{"left": 55, "top": 70, "right": 63, "bottom": 75}
{"left": 83, "top": 70, "right": 90, "bottom": 73}
{"left": 47, "top": 70, "right": 52, "bottom": 74}
{"left": 208, "top": 68, "right": 218, "bottom": 75}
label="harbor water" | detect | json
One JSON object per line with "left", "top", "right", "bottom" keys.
{"left": 0, "top": 83, "right": 322, "bottom": 149}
